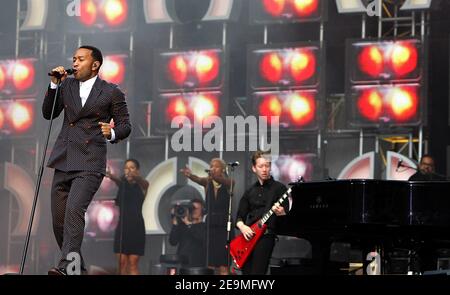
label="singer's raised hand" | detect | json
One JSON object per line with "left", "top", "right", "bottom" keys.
{"left": 180, "top": 165, "right": 192, "bottom": 177}
{"left": 179, "top": 165, "right": 208, "bottom": 186}
{"left": 50, "top": 66, "right": 68, "bottom": 84}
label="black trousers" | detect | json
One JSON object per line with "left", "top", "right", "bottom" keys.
{"left": 51, "top": 170, "right": 103, "bottom": 269}
{"left": 242, "top": 234, "right": 276, "bottom": 275}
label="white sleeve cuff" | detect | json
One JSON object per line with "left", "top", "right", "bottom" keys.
{"left": 108, "top": 128, "right": 116, "bottom": 142}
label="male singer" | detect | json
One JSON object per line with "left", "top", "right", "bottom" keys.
{"left": 43, "top": 45, "right": 131, "bottom": 275}
{"left": 408, "top": 155, "right": 446, "bottom": 181}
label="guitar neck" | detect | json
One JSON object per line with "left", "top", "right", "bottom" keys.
{"left": 260, "top": 187, "right": 292, "bottom": 225}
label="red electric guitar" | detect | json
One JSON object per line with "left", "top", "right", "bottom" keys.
{"left": 229, "top": 186, "right": 293, "bottom": 269}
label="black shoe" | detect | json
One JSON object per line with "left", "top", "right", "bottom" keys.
{"left": 48, "top": 267, "right": 67, "bottom": 275}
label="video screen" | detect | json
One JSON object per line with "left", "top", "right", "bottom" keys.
{"left": 85, "top": 200, "right": 119, "bottom": 240}
{"left": 271, "top": 153, "right": 317, "bottom": 185}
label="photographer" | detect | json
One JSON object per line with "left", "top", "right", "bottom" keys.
{"left": 168, "top": 199, "right": 206, "bottom": 267}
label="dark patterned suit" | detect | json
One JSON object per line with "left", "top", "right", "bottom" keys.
{"left": 42, "top": 77, "right": 131, "bottom": 270}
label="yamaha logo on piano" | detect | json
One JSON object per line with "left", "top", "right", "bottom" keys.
{"left": 309, "top": 195, "right": 329, "bottom": 209}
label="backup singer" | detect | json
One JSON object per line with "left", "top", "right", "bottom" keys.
{"left": 107, "top": 159, "right": 149, "bottom": 275}
{"left": 180, "top": 158, "right": 233, "bottom": 275}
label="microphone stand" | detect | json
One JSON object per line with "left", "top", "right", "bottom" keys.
{"left": 117, "top": 177, "right": 125, "bottom": 275}
{"left": 16, "top": 78, "right": 62, "bottom": 274}
{"left": 205, "top": 180, "right": 211, "bottom": 269}
{"left": 225, "top": 165, "right": 235, "bottom": 273}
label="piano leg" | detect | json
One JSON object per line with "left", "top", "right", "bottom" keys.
{"left": 310, "top": 237, "right": 330, "bottom": 275}
{"left": 416, "top": 239, "right": 438, "bottom": 273}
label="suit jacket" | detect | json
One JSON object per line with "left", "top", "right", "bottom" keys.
{"left": 42, "top": 77, "right": 131, "bottom": 174}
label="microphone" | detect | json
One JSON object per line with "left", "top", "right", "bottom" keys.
{"left": 48, "top": 68, "right": 75, "bottom": 78}
{"left": 227, "top": 161, "right": 240, "bottom": 167}
{"left": 396, "top": 160, "right": 403, "bottom": 171}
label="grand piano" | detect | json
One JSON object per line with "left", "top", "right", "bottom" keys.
{"left": 276, "top": 179, "right": 450, "bottom": 274}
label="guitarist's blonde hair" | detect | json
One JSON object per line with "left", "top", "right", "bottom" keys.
{"left": 251, "top": 150, "right": 271, "bottom": 166}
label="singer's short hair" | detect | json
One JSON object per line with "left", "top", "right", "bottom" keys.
{"left": 79, "top": 45, "right": 103, "bottom": 68}
{"left": 210, "top": 158, "right": 226, "bottom": 170}
{"left": 420, "top": 154, "right": 433, "bottom": 161}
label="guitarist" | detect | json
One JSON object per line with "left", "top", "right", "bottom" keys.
{"left": 235, "top": 150, "right": 289, "bottom": 275}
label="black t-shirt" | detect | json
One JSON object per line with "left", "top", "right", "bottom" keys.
{"left": 168, "top": 222, "right": 206, "bottom": 267}
{"left": 408, "top": 171, "right": 446, "bottom": 181}
{"left": 236, "top": 177, "right": 287, "bottom": 230}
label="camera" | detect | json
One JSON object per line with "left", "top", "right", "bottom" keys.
{"left": 171, "top": 200, "right": 193, "bottom": 218}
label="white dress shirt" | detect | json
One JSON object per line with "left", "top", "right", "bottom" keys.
{"left": 79, "top": 75, "right": 97, "bottom": 107}
{"left": 50, "top": 76, "right": 116, "bottom": 141}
